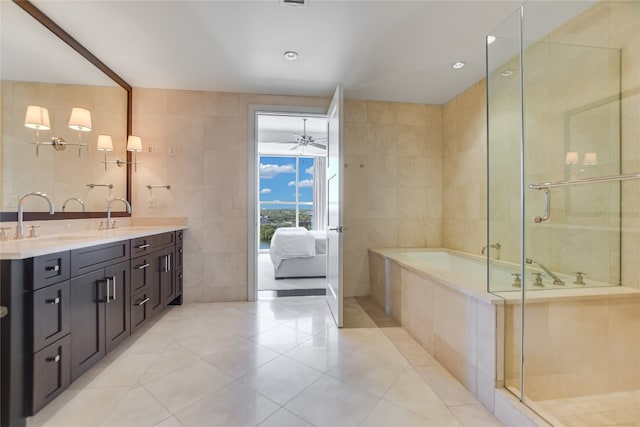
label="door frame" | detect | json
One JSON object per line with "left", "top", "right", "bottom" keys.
{"left": 247, "top": 104, "right": 328, "bottom": 302}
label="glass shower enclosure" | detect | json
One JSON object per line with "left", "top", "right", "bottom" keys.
{"left": 487, "top": 1, "right": 639, "bottom": 425}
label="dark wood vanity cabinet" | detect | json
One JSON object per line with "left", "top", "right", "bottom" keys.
{"left": 70, "top": 260, "right": 130, "bottom": 381}
{"left": 0, "top": 229, "right": 184, "bottom": 427}
{"left": 130, "top": 231, "right": 181, "bottom": 332}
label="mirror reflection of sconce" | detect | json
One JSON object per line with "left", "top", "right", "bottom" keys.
{"left": 99, "top": 135, "right": 143, "bottom": 172}
{"left": 565, "top": 151, "right": 597, "bottom": 166}
{"left": 25, "top": 105, "right": 90, "bottom": 157}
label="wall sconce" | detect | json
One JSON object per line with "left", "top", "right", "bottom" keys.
{"left": 100, "top": 135, "right": 143, "bottom": 172}
{"left": 97, "top": 134, "right": 114, "bottom": 171}
{"left": 25, "top": 105, "right": 88, "bottom": 157}
{"left": 565, "top": 151, "right": 579, "bottom": 165}
{"left": 583, "top": 152, "right": 597, "bottom": 165}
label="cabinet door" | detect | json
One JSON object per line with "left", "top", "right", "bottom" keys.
{"left": 32, "top": 335, "right": 70, "bottom": 413}
{"left": 70, "top": 269, "right": 106, "bottom": 381}
{"left": 32, "top": 281, "right": 70, "bottom": 352}
{"left": 104, "top": 261, "right": 130, "bottom": 353}
{"left": 161, "top": 248, "right": 176, "bottom": 306}
{"left": 148, "top": 250, "right": 163, "bottom": 317}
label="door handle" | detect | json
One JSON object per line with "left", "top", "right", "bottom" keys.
{"left": 105, "top": 277, "right": 110, "bottom": 303}
{"left": 328, "top": 226, "right": 343, "bottom": 232}
{"left": 111, "top": 276, "right": 117, "bottom": 301}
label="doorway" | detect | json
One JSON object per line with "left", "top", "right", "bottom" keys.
{"left": 248, "top": 107, "right": 328, "bottom": 300}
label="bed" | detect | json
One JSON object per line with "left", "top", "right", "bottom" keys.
{"left": 269, "top": 227, "right": 327, "bottom": 279}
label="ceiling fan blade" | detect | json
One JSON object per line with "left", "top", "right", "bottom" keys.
{"left": 310, "top": 142, "right": 326, "bottom": 149}
{"left": 264, "top": 140, "right": 299, "bottom": 144}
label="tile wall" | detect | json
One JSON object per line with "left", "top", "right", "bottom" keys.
{"left": 131, "top": 89, "right": 329, "bottom": 302}
{"left": 343, "top": 100, "right": 443, "bottom": 296}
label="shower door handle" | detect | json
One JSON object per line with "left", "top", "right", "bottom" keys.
{"left": 532, "top": 187, "right": 551, "bottom": 223}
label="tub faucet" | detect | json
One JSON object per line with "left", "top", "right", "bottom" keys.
{"left": 15, "top": 192, "right": 55, "bottom": 239}
{"left": 106, "top": 198, "right": 131, "bottom": 229}
{"left": 481, "top": 243, "right": 501, "bottom": 260}
{"left": 525, "top": 258, "right": 564, "bottom": 286}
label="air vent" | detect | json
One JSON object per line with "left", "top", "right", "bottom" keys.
{"left": 281, "top": 0, "right": 307, "bottom": 6}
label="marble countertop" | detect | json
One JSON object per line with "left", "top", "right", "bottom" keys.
{"left": 0, "top": 225, "right": 187, "bottom": 260}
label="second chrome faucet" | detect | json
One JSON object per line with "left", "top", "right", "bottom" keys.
{"left": 103, "top": 198, "right": 131, "bottom": 230}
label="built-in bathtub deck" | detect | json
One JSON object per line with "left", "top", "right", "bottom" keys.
{"left": 369, "top": 247, "right": 640, "bottom": 427}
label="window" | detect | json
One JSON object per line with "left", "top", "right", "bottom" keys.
{"left": 259, "top": 156, "right": 315, "bottom": 249}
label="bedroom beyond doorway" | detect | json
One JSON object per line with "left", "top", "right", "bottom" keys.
{"left": 254, "top": 113, "right": 328, "bottom": 298}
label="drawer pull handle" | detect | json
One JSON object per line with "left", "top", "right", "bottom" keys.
{"left": 136, "top": 297, "right": 150, "bottom": 306}
{"left": 136, "top": 263, "right": 150, "bottom": 270}
{"left": 45, "top": 265, "right": 60, "bottom": 272}
{"left": 47, "top": 355, "right": 61, "bottom": 363}
{"left": 137, "top": 243, "right": 150, "bottom": 249}
{"left": 46, "top": 297, "right": 60, "bottom": 305}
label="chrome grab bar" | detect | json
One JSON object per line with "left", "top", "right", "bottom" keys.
{"left": 529, "top": 172, "right": 640, "bottom": 190}
{"left": 529, "top": 172, "right": 640, "bottom": 223}
{"left": 532, "top": 188, "right": 551, "bottom": 223}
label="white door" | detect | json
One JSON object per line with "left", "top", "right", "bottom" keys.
{"left": 326, "top": 86, "right": 343, "bottom": 327}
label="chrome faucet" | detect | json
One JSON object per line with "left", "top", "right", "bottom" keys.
{"left": 62, "top": 197, "right": 86, "bottom": 212}
{"left": 525, "top": 258, "right": 564, "bottom": 286}
{"left": 481, "top": 242, "right": 501, "bottom": 260}
{"left": 15, "top": 192, "right": 54, "bottom": 239}
{"left": 106, "top": 198, "right": 131, "bottom": 229}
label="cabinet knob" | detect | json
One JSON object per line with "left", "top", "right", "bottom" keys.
{"left": 45, "top": 264, "right": 60, "bottom": 272}
{"left": 46, "top": 297, "right": 61, "bottom": 305}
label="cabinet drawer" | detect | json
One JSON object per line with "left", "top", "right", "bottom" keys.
{"left": 32, "top": 335, "right": 70, "bottom": 413}
{"left": 176, "top": 269, "right": 183, "bottom": 295}
{"left": 131, "top": 255, "right": 153, "bottom": 294}
{"left": 131, "top": 291, "right": 151, "bottom": 333}
{"left": 71, "top": 241, "right": 129, "bottom": 276}
{"left": 30, "top": 251, "right": 71, "bottom": 290}
{"left": 176, "top": 244, "right": 183, "bottom": 270}
{"left": 131, "top": 232, "right": 174, "bottom": 255}
{"left": 32, "top": 281, "right": 71, "bottom": 352}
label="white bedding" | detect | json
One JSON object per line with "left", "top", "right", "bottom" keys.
{"left": 270, "top": 227, "right": 316, "bottom": 269}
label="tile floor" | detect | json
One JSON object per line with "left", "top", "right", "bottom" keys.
{"left": 27, "top": 296, "right": 503, "bottom": 427}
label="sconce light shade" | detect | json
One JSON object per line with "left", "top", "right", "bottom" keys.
{"left": 127, "top": 135, "right": 143, "bottom": 152}
{"left": 565, "top": 151, "right": 579, "bottom": 165}
{"left": 97, "top": 135, "right": 114, "bottom": 152}
{"left": 24, "top": 106, "right": 51, "bottom": 130}
{"left": 583, "top": 152, "right": 598, "bottom": 165}
{"left": 68, "top": 107, "right": 92, "bottom": 132}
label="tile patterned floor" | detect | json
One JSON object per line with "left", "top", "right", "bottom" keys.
{"left": 27, "top": 296, "right": 503, "bottom": 427}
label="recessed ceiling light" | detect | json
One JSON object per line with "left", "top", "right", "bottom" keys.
{"left": 501, "top": 69, "right": 514, "bottom": 77}
{"left": 487, "top": 35, "right": 496, "bottom": 45}
{"left": 451, "top": 61, "right": 465, "bottom": 70}
{"left": 283, "top": 51, "right": 299, "bottom": 61}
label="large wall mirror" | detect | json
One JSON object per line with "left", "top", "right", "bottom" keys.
{"left": 0, "top": 0, "right": 131, "bottom": 221}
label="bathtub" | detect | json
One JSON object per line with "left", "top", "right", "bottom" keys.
{"left": 368, "top": 247, "right": 640, "bottom": 423}
{"left": 386, "top": 249, "right": 613, "bottom": 294}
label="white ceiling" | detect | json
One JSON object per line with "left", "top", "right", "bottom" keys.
{"left": 258, "top": 114, "right": 327, "bottom": 156}
{"left": 12, "top": 1, "right": 595, "bottom": 105}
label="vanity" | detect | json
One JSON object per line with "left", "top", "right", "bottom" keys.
{"left": 0, "top": 225, "right": 185, "bottom": 427}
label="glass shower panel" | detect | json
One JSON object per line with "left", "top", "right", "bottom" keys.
{"left": 486, "top": 7, "right": 523, "bottom": 398}
{"left": 520, "top": 0, "right": 623, "bottom": 420}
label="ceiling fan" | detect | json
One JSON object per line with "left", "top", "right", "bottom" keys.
{"left": 287, "top": 118, "right": 327, "bottom": 150}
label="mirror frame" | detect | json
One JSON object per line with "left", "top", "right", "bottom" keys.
{"left": 1, "top": 0, "right": 132, "bottom": 221}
